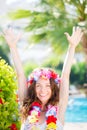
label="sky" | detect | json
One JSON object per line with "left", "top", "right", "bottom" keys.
{"left": 0, "top": 0, "right": 52, "bottom": 65}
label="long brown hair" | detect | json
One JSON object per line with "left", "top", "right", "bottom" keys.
{"left": 21, "top": 78, "right": 60, "bottom": 121}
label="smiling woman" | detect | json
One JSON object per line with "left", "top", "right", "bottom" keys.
{"left": 21, "top": 68, "right": 61, "bottom": 129}
{"left": 3, "top": 27, "right": 83, "bottom": 130}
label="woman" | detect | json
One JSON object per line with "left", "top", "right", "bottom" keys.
{"left": 3, "top": 27, "right": 83, "bottom": 130}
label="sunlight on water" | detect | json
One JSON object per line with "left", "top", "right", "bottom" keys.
{"left": 65, "top": 98, "right": 87, "bottom": 122}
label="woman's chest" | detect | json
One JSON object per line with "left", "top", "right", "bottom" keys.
{"left": 38, "top": 112, "right": 46, "bottom": 124}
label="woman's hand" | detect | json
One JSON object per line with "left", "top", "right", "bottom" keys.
{"left": 3, "top": 28, "right": 22, "bottom": 48}
{"left": 64, "top": 26, "right": 83, "bottom": 48}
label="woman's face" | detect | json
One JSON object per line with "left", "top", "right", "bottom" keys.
{"left": 35, "top": 78, "right": 52, "bottom": 105}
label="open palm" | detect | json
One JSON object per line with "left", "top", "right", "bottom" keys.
{"left": 65, "top": 27, "right": 83, "bottom": 48}
{"left": 3, "top": 28, "right": 22, "bottom": 48}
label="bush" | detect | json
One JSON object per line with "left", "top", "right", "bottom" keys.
{"left": 70, "top": 62, "right": 87, "bottom": 85}
{"left": 0, "top": 59, "right": 20, "bottom": 130}
{"left": 24, "top": 62, "right": 38, "bottom": 77}
{"left": 0, "top": 47, "right": 10, "bottom": 65}
{"left": 42, "top": 57, "right": 62, "bottom": 76}
{"left": 42, "top": 58, "right": 86, "bottom": 85}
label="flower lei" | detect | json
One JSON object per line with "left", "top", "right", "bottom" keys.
{"left": 46, "top": 105, "right": 57, "bottom": 130}
{"left": 28, "top": 102, "right": 57, "bottom": 130}
{"left": 28, "top": 102, "right": 42, "bottom": 124}
{"left": 27, "top": 68, "right": 61, "bottom": 86}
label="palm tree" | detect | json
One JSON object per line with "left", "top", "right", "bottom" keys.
{"left": 9, "top": 0, "right": 87, "bottom": 56}
{"left": 65, "top": 0, "right": 87, "bottom": 61}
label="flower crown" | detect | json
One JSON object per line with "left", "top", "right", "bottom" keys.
{"left": 27, "top": 68, "right": 61, "bottom": 86}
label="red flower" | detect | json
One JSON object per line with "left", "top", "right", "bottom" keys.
{"left": 9, "top": 123, "right": 18, "bottom": 130}
{"left": 27, "top": 79, "right": 34, "bottom": 87}
{"left": 30, "top": 79, "right": 33, "bottom": 84}
{"left": 51, "top": 71, "right": 57, "bottom": 79}
{"left": 46, "top": 115, "right": 57, "bottom": 124}
{"left": 16, "top": 94, "right": 19, "bottom": 102}
{"left": 31, "top": 102, "right": 42, "bottom": 109}
{"left": 0, "top": 98, "right": 3, "bottom": 104}
{"left": 0, "top": 89, "right": 2, "bottom": 92}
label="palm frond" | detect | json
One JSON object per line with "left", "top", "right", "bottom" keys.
{"left": 8, "top": 9, "right": 32, "bottom": 19}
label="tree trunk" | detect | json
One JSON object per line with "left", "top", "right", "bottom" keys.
{"left": 81, "top": 32, "right": 87, "bottom": 86}
{"left": 81, "top": 33, "right": 87, "bottom": 60}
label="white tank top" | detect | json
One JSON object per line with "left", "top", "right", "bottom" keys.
{"left": 21, "top": 120, "right": 64, "bottom": 130}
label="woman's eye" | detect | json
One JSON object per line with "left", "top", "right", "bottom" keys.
{"left": 36, "top": 85, "right": 40, "bottom": 88}
{"left": 46, "top": 85, "right": 50, "bottom": 87}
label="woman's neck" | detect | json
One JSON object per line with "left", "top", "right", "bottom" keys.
{"left": 41, "top": 104, "right": 46, "bottom": 112}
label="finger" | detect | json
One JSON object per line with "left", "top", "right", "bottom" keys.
{"left": 3, "top": 29, "right": 11, "bottom": 36}
{"left": 3, "top": 28, "right": 13, "bottom": 35}
{"left": 76, "top": 27, "right": 82, "bottom": 37}
{"left": 76, "top": 26, "right": 80, "bottom": 29}
{"left": 72, "top": 26, "right": 76, "bottom": 36}
{"left": 64, "top": 32, "right": 70, "bottom": 41}
{"left": 16, "top": 33, "right": 22, "bottom": 42}
{"left": 80, "top": 32, "right": 84, "bottom": 39}
{"left": 4, "top": 28, "right": 15, "bottom": 39}
{"left": 6, "top": 27, "right": 14, "bottom": 35}
{"left": 73, "top": 26, "right": 76, "bottom": 33}
{"left": 3, "top": 30, "right": 7, "bottom": 35}
{"left": 9, "top": 27, "right": 14, "bottom": 33}
{"left": 75, "top": 26, "right": 81, "bottom": 33}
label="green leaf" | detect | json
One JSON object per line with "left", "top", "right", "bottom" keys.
{"left": 8, "top": 9, "right": 32, "bottom": 19}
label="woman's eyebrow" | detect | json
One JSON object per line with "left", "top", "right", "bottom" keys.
{"left": 36, "top": 83, "right": 40, "bottom": 85}
{"left": 46, "top": 84, "right": 50, "bottom": 85}
{"left": 36, "top": 83, "right": 50, "bottom": 85}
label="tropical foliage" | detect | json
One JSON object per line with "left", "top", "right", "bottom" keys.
{"left": 70, "top": 62, "right": 87, "bottom": 86}
{"left": 0, "top": 34, "right": 10, "bottom": 64}
{"left": 9, "top": 0, "right": 87, "bottom": 55}
{"left": 42, "top": 59, "right": 87, "bottom": 86}
{"left": 0, "top": 59, "right": 20, "bottom": 130}
{"left": 24, "top": 62, "right": 38, "bottom": 77}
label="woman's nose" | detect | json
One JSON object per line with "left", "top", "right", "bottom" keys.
{"left": 40, "top": 86, "right": 46, "bottom": 92}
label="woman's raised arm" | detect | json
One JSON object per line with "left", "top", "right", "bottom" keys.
{"left": 3, "top": 28, "right": 28, "bottom": 103}
{"left": 58, "top": 27, "right": 83, "bottom": 125}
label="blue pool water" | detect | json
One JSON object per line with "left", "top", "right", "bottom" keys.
{"left": 65, "top": 97, "right": 87, "bottom": 122}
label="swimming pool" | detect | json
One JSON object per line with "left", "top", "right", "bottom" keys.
{"left": 65, "top": 97, "right": 87, "bottom": 122}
